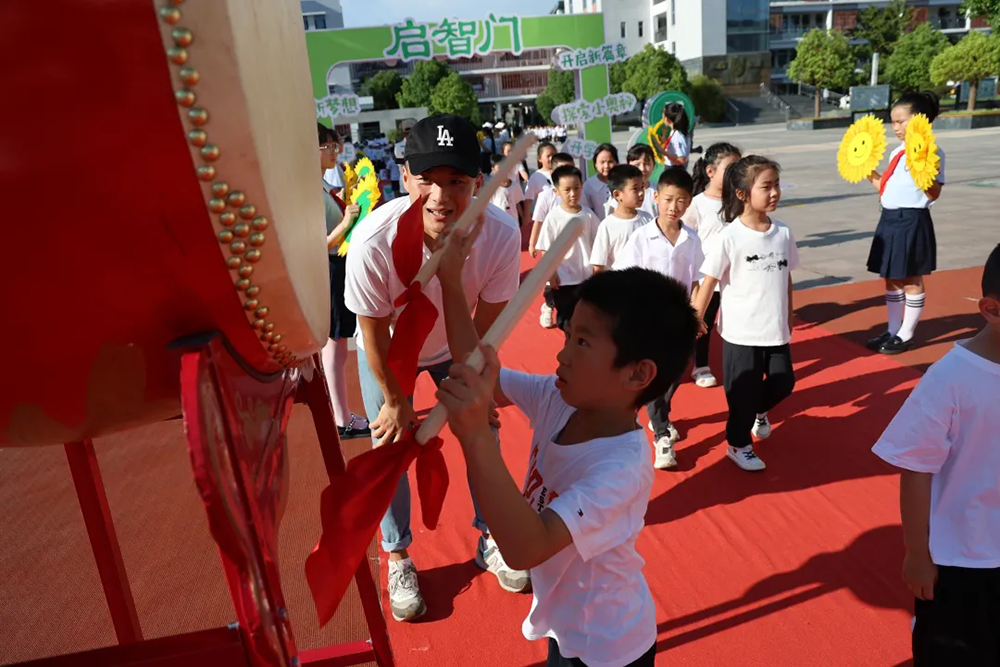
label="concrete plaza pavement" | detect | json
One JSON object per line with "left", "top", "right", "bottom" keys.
{"left": 611, "top": 123, "right": 1000, "bottom": 291}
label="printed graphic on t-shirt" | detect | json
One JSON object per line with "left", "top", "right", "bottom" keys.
{"left": 744, "top": 251, "right": 790, "bottom": 272}
{"left": 523, "top": 443, "right": 559, "bottom": 513}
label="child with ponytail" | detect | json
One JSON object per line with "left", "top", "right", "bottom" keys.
{"left": 660, "top": 103, "right": 692, "bottom": 169}
{"left": 865, "top": 91, "right": 945, "bottom": 355}
{"left": 683, "top": 142, "right": 742, "bottom": 388}
{"left": 694, "top": 156, "right": 798, "bottom": 472}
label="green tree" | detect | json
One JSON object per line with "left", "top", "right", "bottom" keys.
{"left": 535, "top": 68, "right": 575, "bottom": 125}
{"left": 850, "top": 0, "right": 913, "bottom": 83}
{"left": 884, "top": 23, "right": 951, "bottom": 93}
{"left": 962, "top": 0, "right": 1000, "bottom": 27}
{"left": 428, "top": 72, "right": 481, "bottom": 124}
{"left": 931, "top": 30, "right": 1000, "bottom": 111}
{"left": 689, "top": 75, "right": 726, "bottom": 123}
{"left": 787, "top": 29, "right": 855, "bottom": 117}
{"left": 361, "top": 70, "right": 402, "bottom": 110}
{"left": 396, "top": 59, "right": 451, "bottom": 109}
{"left": 621, "top": 44, "right": 689, "bottom": 104}
{"left": 609, "top": 61, "right": 626, "bottom": 95}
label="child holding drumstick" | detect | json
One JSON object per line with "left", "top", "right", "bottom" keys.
{"left": 435, "top": 234, "right": 699, "bottom": 664}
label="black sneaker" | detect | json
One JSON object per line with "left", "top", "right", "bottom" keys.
{"left": 879, "top": 335, "right": 913, "bottom": 355}
{"left": 865, "top": 331, "right": 893, "bottom": 351}
{"left": 337, "top": 413, "right": 371, "bottom": 439}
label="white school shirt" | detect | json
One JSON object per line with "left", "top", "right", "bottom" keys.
{"left": 683, "top": 193, "right": 727, "bottom": 293}
{"left": 589, "top": 211, "right": 653, "bottom": 268}
{"left": 607, "top": 186, "right": 659, "bottom": 218}
{"left": 344, "top": 197, "right": 521, "bottom": 367}
{"left": 582, "top": 175, "right": 611, "bottom": 219}
{"left": 525, "top": 169, "right": 553, "bottom": 206}
{"left": 499, "top": 369, "right": 656, "bottom": 667}
{"left": 532, "top": 186, "right": 559, "bottom": 224}
{"left": 324, "top": 163, "right": 345, "bottom": 192}
{"left": 488, "top": 186, "right": 523, "bottom": 230}
{"left": 536, "top": 205, "right": 602, "bottom": 287}
{"left": 613, "top": 222, "right": 704, "bottom": 295}
{"left": 322, "top": 180, "right": 344, "bottom": 256}
{"left": 872, "top": 343, "right": 1000, "bottom": 568}
{"left": 880, "top": 144, "right": 947, "bottom": 210}
{"left": 700, "top": 219, "right": 800, "bottom": 347}
{"left": 665, "top": 132, "right": 690, "bottom": 168}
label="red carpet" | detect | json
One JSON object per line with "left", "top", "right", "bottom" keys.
{"left": 383, "top": 273, "right": 925, "bottom": 666}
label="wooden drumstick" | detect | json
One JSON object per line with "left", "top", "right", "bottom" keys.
{"left": 415, "top": 217, "right": 584, "bottom": 445}
{"left": 409, "top": 133, "right": 538, "bottom": 291}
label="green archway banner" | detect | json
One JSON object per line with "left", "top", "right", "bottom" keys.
{"left": 304, "top": 14, "right": 612, "bottom": 175}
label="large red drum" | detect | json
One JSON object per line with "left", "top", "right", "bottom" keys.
{"left": 0, "top": 0, "right": 330, "bottom": 446}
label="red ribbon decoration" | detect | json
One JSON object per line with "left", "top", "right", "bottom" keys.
{"left": 306, "top": 432, "right": 449, "bottom": 626}
{"left": 879, "top": 149, "right": 905, "bottom": 197}
{"left": 306, "top": 197, "right": 450, "bottom": 626}
{"left": 387, "top": 198, "right": 440, "bottom": 397}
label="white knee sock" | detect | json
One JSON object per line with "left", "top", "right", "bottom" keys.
{"left": 885, "top": 289, "right": 905, "bottom": 335}
{"left": 322, "top": 338, "right": 353, "bottom": 427}
{"left": 896, "top": 293, "right": 925, "bottom": 342}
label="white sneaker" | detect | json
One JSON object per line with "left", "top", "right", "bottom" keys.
{"left": 752, "top": 413, "right": 772, "bottom": 440}
{"left": 727, "top": 445, "right": 766, "bottom": 472}
{"left": 648, "top": 420, "right": 679, "bottom": 443}
{"left": 653, "top": 437, "right": 677, "bottom": 469}
{"left": 476, "top": 536, "right": 530, "bottom": 592}
{"left": 387, "top": 558, "right": 426, "bottom": 621}
{"left": 539, "top": 303, "right": 555, "bottom": 329}
{"left": 691, "top": 366, "right": 718, "bottom": 388}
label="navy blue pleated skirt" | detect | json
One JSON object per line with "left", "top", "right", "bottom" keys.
{"left": 866, "top": 208, "right": 936, "bottom": 280}
{"left": 328, "top": 253, "right": 357, "bottom": 339}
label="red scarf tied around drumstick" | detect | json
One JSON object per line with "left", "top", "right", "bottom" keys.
{"left": 306, "top": 134, "right": 538, "bottom": 626}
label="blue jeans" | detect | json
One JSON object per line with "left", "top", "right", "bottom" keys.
{"left": 356, "top": 347, "right": 498, "bottom": 553}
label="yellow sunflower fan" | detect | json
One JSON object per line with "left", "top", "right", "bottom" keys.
{"left": 904, "top": 113, "right": 940, "bottom": 191}
{"left": 337, "top": 157, "right": 380, "bottom": 256}
{"left": 837, "top": 114, "right": 886, "bottom": 183}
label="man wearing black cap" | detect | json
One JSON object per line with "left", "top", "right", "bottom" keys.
{"left": 345, "top": 114, "right": 526, "bottom": 622}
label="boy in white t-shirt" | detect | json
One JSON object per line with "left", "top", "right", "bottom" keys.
{"left": 614, "top": 168, "right": 703, "bottom": 470}
{"left": 529, "top": 153, "right": 576, "bottom": 330}
{"left": 489, "top": 154, "right": 525, "bottom": 228}
{"left": 536, "top": 165, "right": 602, "bottom": 331}
{"left": 435, "top": 261, "right": 700, "bottom": 667}
{"left": 590, "top": 164, "right": 653, "bottom": 272}
{"left": 872, "top": 245, "right": 1000, "bottom": 664}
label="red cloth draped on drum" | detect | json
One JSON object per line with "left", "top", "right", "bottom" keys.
{"left": 306, "top": 198, "right": 449, "bottom": 626}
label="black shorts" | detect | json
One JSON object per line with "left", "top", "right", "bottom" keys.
{"left": 547, "top": 639, "right": 655, "bottom": 666}
{"left": 867, "top": 207, "right": 936, "bottom": 280}
{"left": 551, "top": 285, "right": 580, "bottom": 332}
{"left": 328, "top": 253, "right": 357, "bottom": 340}
{"left": 913, "top": 565, "right": 1000, "bottom": 665}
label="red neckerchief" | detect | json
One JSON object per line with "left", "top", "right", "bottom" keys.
{"left": 879, "top": 148, "right": 905, "bottom": 197}
{"left": 386, "top": 198, "right": 439, "bottom": 397}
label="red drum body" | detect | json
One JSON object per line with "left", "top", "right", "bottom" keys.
{"left": 0, "top": 0, "right": 329, "bottom": 446}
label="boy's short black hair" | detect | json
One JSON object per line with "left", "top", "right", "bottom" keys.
{"left": 317, "top": 122, "right": 340, "bottom": 145}
{"left": 657, "top": 167, "right": 694, "bottom": 195}
{"left": 552, "top": 164, "right": 582, "bottom": 188}
{"left": 983, "top": 244, "right": 1000, "bottom": 298}
{"left": 626, "top": 143, "right": 655, "bottom": 163}
{"left": 577, "top": 268, "right": 698, "bottom": 408}
{"left": 608, "top": 164, "right": 644, "bottom": 194}
{"left": 551, "top": 152, "right": 575, "bottom": 167}
{"left": 490, "top": 153, "right": 505, "bottom": 166}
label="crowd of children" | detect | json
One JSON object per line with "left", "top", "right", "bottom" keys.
{"left": 323, "top": 87, "right": 998, "bottom": 664}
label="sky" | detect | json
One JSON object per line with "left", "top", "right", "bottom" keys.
{"left": 342, "top": 0, "right": 554, "bottom": 27}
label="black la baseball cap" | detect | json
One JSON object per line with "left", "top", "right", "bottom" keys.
{"left": 404, "top": 114, "right": 481, "bottom": 178}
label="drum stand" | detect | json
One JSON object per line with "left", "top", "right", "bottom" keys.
{"left": 16, "top": 334, "right": 394, "bottom": 667}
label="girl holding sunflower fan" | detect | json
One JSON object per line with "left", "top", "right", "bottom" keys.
{"left": 865, "top": 92, "right": 944, "bottom": 355}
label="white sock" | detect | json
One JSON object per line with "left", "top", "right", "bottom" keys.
{"left": 322, "top": 338, "right": 353, "bottom": 427}
{"left": 885, "top": 289, "right": 905, "bottom": 335}
{"left": 896, "top": 293, "right": 925, "bottom": 342}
